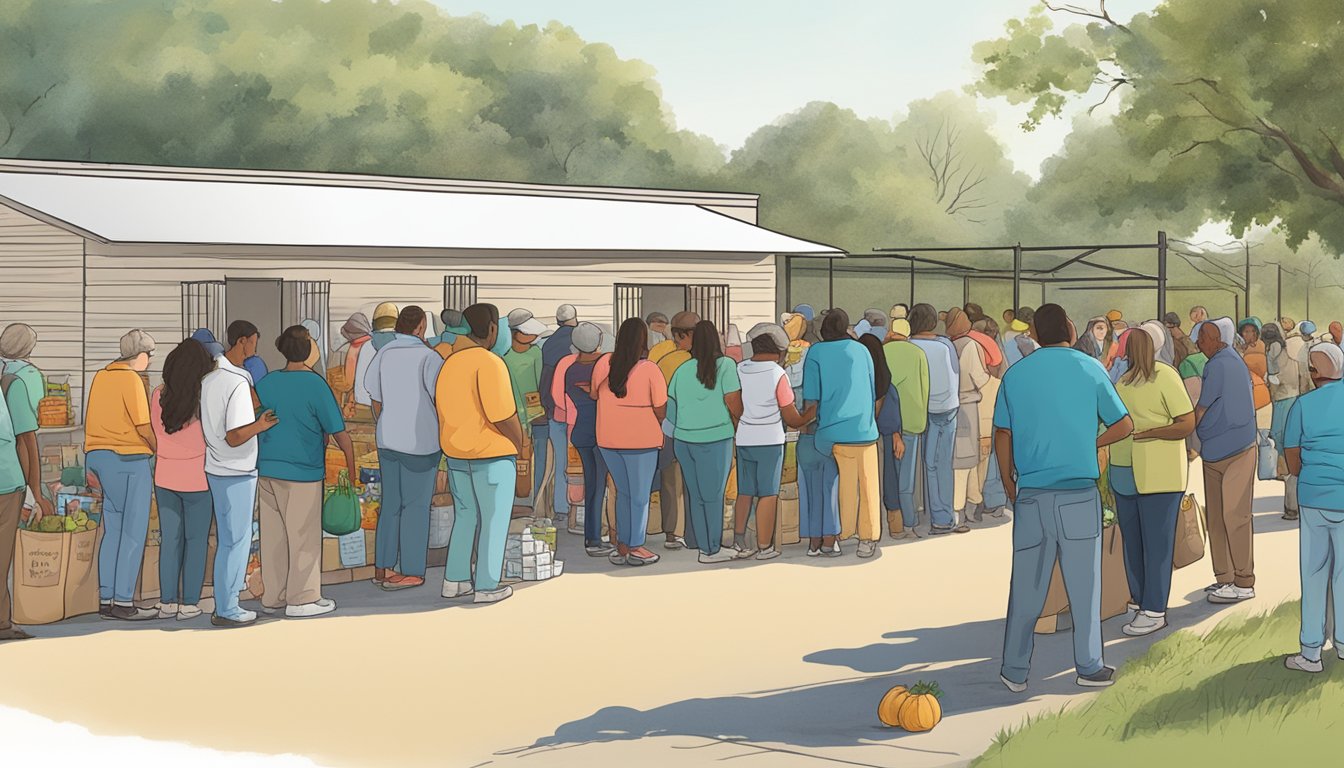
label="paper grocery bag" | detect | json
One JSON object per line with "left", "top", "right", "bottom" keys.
{"left": 646, "top": 493, "right": 662, "bottom": 536}
{"left": 1100, "top": 525, "right": 1133, "bottom": 621}
{"left": 13, "top": 529, "right": 67, "bottom": 625}
{"left": 62, "top": 528, "right": 101, "bottom": 618}
{"left": 1172, "top": 494, "right": 1206, "bottom": 570}
{"left": 778, "top": 495, "right": 801, "bottom": 546}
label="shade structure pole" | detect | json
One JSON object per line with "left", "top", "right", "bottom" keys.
{"left": 1157, "top": 230, "right": 1168, "bottom": 319}
{"left": 784, "top": 255, "right": 792, "bottom": 314}
{"left": 828, "top": 256, "right": 834, "bottom": 310}
{"left": 1012, "top": 243, "right": 1022, "bottom": 310}
{"left": 909, "top": 258, "right": 916, "bottom": 306}
{"left": 963, "top": 275, "right": 970, "bottom": 306}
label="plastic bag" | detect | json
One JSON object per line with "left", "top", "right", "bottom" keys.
{"left": 323, "top": 470, "right": 361, "bottom": 536}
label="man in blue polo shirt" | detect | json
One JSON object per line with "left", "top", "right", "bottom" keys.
{"left": 993, "top": 304, "right": 1133, "bottom": 692}
{"left": 1195, "top": 318, "right": 1259, "bottom": 605}
{"left": 1282, "top": 344, "right": 1344, "bottom": 674}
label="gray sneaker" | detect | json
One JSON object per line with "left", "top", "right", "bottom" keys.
{"left": 474, "top": 585, "right": 513, "bottom": 605}
{"left": 857, "top": 540, "right": 877, "bottom": 558}
{"left": 1076, "top": 666, "right": 1115, "bottom": 688}
{"left": 586, "top": 542, "right": 615, "bottom": 557}
{"left": 1000, "top": 674, "right": 1027, "bottom": 693}
{"left": 1285, "top": 654, "right": 1323, "bottom": 674}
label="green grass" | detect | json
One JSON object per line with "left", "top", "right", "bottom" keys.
{"left": 973, "top": 601, "right": 1344, "bottom": 767}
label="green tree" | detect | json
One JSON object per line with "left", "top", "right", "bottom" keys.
{"left": 973, "top": 0, "right": 1344, "bottom": 254}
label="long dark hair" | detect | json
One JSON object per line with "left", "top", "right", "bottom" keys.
{"left": 858, "top": 334, "right": 892, "bottom": 401}
{"left": 688, "top": 321, "right": 724, "bottom": 389}
{"left": 609, "top": 317, "right": 648, "bottom": 399}
{"left": 160, "top": 339, "right": 214, "bottom": 434}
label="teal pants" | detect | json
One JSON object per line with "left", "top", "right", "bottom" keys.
{"left": 674, "top": 438, "right": 734, "bottom": 556}
{"left": 445, "top": 456, "right": 517, "bottom": 592}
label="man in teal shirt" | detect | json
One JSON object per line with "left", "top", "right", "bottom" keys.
{"left": 2, "top": 368, "right": 51, "bottom": 641}
{"left": 504, "top": 309, "right": 549, "bottom": 507}
{"left": 993, "top": 304, "right": 1133, "bottom": 693}
{"left": 256, "top": 325, "right": 356, "bottom": 618}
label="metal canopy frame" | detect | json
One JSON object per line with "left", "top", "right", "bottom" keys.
{"left": 782, "top": 232, "right": 1178, "bottom": 317}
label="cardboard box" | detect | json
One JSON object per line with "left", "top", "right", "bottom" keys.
{"left": 322, "top": 537, "right": 341, "bottom": 572}
{"left": 321, "top": 569, "right": 353, "bottom": 586}
{"left": 778, "top": 496, "right": 801, "bottom": 546}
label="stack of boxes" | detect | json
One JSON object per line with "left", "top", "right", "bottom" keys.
{"left": 503, "top": 525, "right": 565, "bottom": 582}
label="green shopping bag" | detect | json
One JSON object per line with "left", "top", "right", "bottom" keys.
{"left": 322, "top": 470, "right": 361, "bottom": 536}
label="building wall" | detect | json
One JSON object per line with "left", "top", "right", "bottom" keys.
{"left": 83, "top": 242, "right": 775, "bottom": 391}
{"left": 0, "top": 204, "right": 85, "bottom": 409}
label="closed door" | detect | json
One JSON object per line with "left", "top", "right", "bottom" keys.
{"left": 226, "top": 277, "right": 284, "bottom": 372}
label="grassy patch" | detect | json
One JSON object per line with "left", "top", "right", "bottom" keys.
{"left": 973, "top": 601, "right": 1344, "bottom": 767}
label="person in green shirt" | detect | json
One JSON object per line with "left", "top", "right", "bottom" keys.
{"left": 882, "top": 320, "right": 931, "bottom": 538}
{"left": 669, "top": 321, "right": 743, "bottom": 563}
{"left": 504, "top": 309, "right": 549, "bottom": 506}
{"left": 2, "top": 369, "right": 51, "bottom": 641}
{"left": 0, "top": 323, "right": 46, "bottom": 415}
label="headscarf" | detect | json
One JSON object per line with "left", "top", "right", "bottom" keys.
{"left": 1073, "top": 317, "right": 1106, "bottom": 359}
{"left": 945, "top": 307, "right": 972, "bottom": 339}
{"left": 1140, "top": 320, "right": 1174, "bottom": 367}
{"left": 967, "top": 330, "right": 1004, "bottom": 368}
{"left": 889, "top": 319, "right": 912, "bottom": 339}
{"left": 1211, "top": 317, "right": 1238, "bottom": 348}
{"left": 1261, "top": 321, "right": 1284, "bottom": 349}
{"left": 857, "top": 334, "right": 892, "bottom": 402}
{"left": 1311, "top": 343, "right": 1344, "bottom": 380}
{"left": 341, "top": 312, "right": 372, "bottom": 343}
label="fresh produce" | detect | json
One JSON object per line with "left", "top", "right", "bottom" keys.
{"left": 878, "top": 685, "right": 911, "bottom": 727}
{"left": 360, "top": 499, "right": 380, "bottom": 531}
{"left": 896, "top": 681, "right": 944, "bottom": 732}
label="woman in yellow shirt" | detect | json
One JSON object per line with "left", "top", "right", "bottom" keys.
{"left": 1109, "top": 327, "right": 1195, "bottom": 638}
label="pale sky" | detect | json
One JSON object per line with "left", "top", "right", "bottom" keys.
{"left": 429, "top": 0, "right": 1160, "bottom": 176}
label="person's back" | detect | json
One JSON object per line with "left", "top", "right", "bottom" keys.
{"left": 910, "top": 337, "right": 958, "bottom": 414}
{"left": 736, "top": 358, "right": 789, "bottom": 446}
{"left": 668, "top": 356, "right": 739, "bottom": 444}
{"left": 1198, "top": 345, "right": 1257, "bottom": 463}
{"left": 539, "top": 323, "right": 576, "bottom": 416}
{"left": 365, "top": 333, "right": 441, "bottom": 457}
{"left": 256, "top": 369, "right": 344, "bottom": 481}
{"left": 1286, "top": 380, "right": 1344, "bottom": 504}
{"left": 883, "top": 337, "right": 929, "bottom": 434}
{"left": 803, "top": 338, "right": 877, "bottom": 454}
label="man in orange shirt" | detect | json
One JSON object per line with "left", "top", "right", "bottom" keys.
{"left": 85, "top": 330, "right": 159, "bottom": 621}
{"left": 436, "top": 304, "right": 524, "bottom": 605}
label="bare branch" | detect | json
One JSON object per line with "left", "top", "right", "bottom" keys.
{"left": 1087, "top": 78, "right": 1131, "bottom": 115}
{"left": 1042, "top": 1, "right": 1130, "bottom": 31}
{"left": 0, "top": 80, "right": 61, "bottom": 150}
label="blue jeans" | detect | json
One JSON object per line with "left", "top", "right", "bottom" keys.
{"left": 207, "top": 473, "right": 258, "bottom": 621}
{"left": 924, "top": 409, "right": 958, "bottom": 529}
{"left": 1001, "top": 486, "right": 1105, "bottom": 685}
{"left": 675, "top": 438, "right": 734, "bottom": 555}
{"left": 574, "top": 444, "right": 609, "bottom": 545}
{"left": 1299, "top": 507, "right": 1344, "bottom": 661}
{"left": 546, "top": 420, "right": 571, "bottom": 519}
{"left": 1114, "top": 490, "right": 1182, "bottom": 614}
{"left": 600, "top": 447, "right": 660, "bottom": 549}
{"left": 880, "top": 432, "right": 922, "bottom": 527}
{"left": 376, "top": 449, "right": 440, "bottom": 577}
{"left": 156, "top": 486, "right": 213, "bottom": 606}
{"left": 982, "top": 445, "right": 1009, "bottom": 511}
{"left": 86, "top": 451, "right": 153, "bottom": 605}
{"left": 797, "top": 433, "right": 839, "bottom": 539}
{"left": 657, "top": 436, "right": 694, "bottom": 546}
{"left": 445, "top": 456, "right": 517, "bottom": 592}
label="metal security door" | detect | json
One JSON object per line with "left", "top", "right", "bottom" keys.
{"left": 283, "top": 280, "right": 331, "bottom": 374}
{"left": 443, "top": 274, "right": 479, "bottom": 312}
{"left": 613, "top": 284, "right": 643, "bottom": 332}
{"left": 686, "top": 284, "right": 730, "bottom": 334}
{"left": 181, "top": 281, "right": 226, "bottom": 340}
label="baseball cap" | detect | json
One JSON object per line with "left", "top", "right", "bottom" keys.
{"left": 1106, "top": 309, "right": 1123, "bottom": 322}
{"left": 745, "top": 322, "right": 789, "bottom": 352}
{"left": 572, "top": 322, "right": 603, "bottom": 353}
{"left": 189, "top": 328, "right": 225, "bottom": 357}
{"left": 372, "top": 302, "right": 399, "bottom": 331}
{"left": 556, "top": 304, "right": 578, "bottom": 324}
{"left": 119, "top": 329, "right": 156, "bottom": 360}
{"left": 508, "top": 309, "right": 548, "bottom": 336}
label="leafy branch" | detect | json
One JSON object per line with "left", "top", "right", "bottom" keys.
{"left": 1042, "top": 1, "right": 1130, "bottom": 32}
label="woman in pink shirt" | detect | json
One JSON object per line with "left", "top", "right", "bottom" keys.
{"left": 592, "top": 318, "right": 668, "bottom": 567}
{"left": 150, "top": 339, "right": 216, "bottom": 621}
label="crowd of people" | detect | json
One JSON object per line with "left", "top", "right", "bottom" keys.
{"left": 0, "top": 298, "right": 1342, "bottom": 689}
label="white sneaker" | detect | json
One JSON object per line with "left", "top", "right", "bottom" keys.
{"left": 1122, "top": 611, "right": 1167, "bottom": 636}
{"left": 857, "top": 540, "right": 877, "bottom": 558}
{"left": 1208, "top": 584, "right": 1255, "bottom": 604}
{"left": 1126, "top": 602, "right": 1140, "bottom": 614}
{"left": 755, "top": 547, "right": 780, "bottom": 561}
{"left": 824, "top": 543, "right": 843, "bottom": 557}
{"left": 155, "top": 602, "right": 178, "bottom": 619}
{"left": 1285, "top": 654, "right": 1323, "bottom": 674}
{"left": 474, "top": 585, "right": 513, "bottom": 604}
{"left": 285, "top": 599, "right": 336, "bottom": 618}
{"left": 442, "top": 580, "right": 475, "bottom": 599}
{"left": 698, "top": 550, "right": 737, "bottom": 564}
{"left": 1000, "top": 674, "right": 1027, "bottom": 693}
{"left": 176, "top": 604, "right": 203, "bottom": 621}
{"left": 806, "top": 548, "right": 822, "bottom": 557}
{"left": 733, "top": 545, "right": 756, "bottom": 559}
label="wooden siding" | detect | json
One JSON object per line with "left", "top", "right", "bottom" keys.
{"left": 84, "top": 243, "right": 776, "bottom": 388}
{"left": 0, "top": 203, "right": 84, "bottom": 409}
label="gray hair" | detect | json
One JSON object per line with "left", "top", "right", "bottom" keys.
{"left": 863, "top": 309, "right": 887, "bottom": 328}
{"left": 0, "top": 323, "right": 37, "bottom": 359}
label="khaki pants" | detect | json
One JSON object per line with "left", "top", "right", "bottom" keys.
{"left": 258, "top": 478, "right": 324, "bottom": 608}
{"left": 953, "top": 464, "right": 984, "bottom": 512}
{"left": 834, "top": 442, "right": 881, "bottom": 542}
{"left": 0, "top": 490, "right": 21, "bottom": 630}
{"left": 1204, "top": 445, "right": 1257, "bottom": 589}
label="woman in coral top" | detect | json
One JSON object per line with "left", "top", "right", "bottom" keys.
{"left": 592, "top": 318, "right": 667, "bottom": 567}
{"left": 150, "top": 339, "right": 216, "bottom": 621}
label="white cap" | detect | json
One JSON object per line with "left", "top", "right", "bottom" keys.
{"left": 556, "top": 304, "right": 578, "bottom": 324}
{"left": 508, "top": 309, "right": 548, "bottom": 336}
{"left": 572, "top": 322, "right": 603, "bottom": 353}
{"left": 745, "top": 322, "right": 789, "bottom": 352}
{"left": 1310, "top": 342, "right": 1344, "bottom": 379}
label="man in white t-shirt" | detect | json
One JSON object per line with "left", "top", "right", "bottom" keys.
{"left": 730, "top": 323, "right": 816, "bottom": 560}
{"left": 200, "top": 365, "right": 277, "bottom": 627}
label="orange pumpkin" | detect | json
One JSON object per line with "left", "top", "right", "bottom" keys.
{"left": 897, "top": 681, "right": 943, "bottom": 732}
{"left": 877, "top": 685, "right": 910, "bottom": 727}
